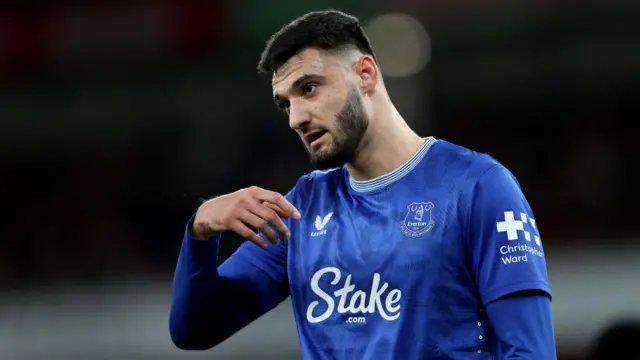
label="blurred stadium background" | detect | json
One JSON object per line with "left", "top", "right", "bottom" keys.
{"left": 0, "top": 1, "right": 637, "bottom": 359}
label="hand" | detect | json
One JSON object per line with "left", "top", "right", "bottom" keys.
{"left": 192, "top": 186, "right": 301, "bottom": 248}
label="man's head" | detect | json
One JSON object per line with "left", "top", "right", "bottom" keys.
{"left": 258, "top": 10, "right": 380, "bottom": 170}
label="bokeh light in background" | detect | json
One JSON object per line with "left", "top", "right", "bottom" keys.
{"left": 366, "top": 13, "right": 431, "bottom": 77}
{"left": 0, "top": 1, "right": 637, "bottom": 359}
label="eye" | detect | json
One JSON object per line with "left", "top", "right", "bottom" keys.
{"left": 302, "top": 83, "right": 318, "bottom": 96}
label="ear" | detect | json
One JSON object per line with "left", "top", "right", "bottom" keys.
{"left": 355, "top": 55, "right": 379, "bottom": 94}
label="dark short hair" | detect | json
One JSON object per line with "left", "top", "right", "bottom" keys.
{"left": 257, "top": 9, "right": 376, "bottom": 76}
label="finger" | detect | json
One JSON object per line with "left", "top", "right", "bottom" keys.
{"left": 252, "top": 203, "right": 290, "bottom": 240}
{"left": 262, "top": 201, "right": 288, "bottom": 218}
{"left": 252, "top": 188, "right": 301, "bottom": 219}
{"left": 242, "top": 211, "right": 281, "bottom": 245}
{"left": 229, "top": 220, "right": 268, "bottom": 249}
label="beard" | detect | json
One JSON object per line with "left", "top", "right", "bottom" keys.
{"left": 308, "top": 86, "right": 369, "bottom": 170}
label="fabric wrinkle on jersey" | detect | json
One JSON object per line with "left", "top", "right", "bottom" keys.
{"left": 233, "top": 137, "right": 552, "bottom": 359}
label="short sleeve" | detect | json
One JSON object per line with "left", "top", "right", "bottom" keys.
{"left": 468, "top": 165, "right": 551, "bottom": 305}
{"left": 231, "top": 188, "right": 296, "bottom": 287}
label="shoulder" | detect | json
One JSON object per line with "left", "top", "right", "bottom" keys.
{"left": 426, "top": 139, "right": 516, "bottom": 190}
{"left": 288, "top": 167, "right": 345, "bottom": 203}
{"left": 427, "top": 140, "right": 528, "bottom": 227}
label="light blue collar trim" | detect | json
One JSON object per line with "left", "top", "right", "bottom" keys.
{"left": 349, "top": 137, "right": 437, "bottom": 193}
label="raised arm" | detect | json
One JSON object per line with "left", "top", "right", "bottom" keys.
{"left": 169, "top": 186, "right": 300, "bottom": 350}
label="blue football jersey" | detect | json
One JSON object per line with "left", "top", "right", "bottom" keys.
{"left": 236, "top": 137, "right": 551, "bottom": 359}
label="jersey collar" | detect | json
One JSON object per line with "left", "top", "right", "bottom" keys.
{"left": 348, "top": 137, "right": 438, "bottom": 194}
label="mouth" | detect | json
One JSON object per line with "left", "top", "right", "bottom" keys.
{"left": 304, "top": 130, "right": 328, "bottom": 148}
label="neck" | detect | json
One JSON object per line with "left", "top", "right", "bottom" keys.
{"left": 346, "top": 105, "right": 424, "bottom": 181}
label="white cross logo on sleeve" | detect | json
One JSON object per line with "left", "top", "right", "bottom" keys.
{"left": 496, "top": 211, "right": 524, "bottom": 240}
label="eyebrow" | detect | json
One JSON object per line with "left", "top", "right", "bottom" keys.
{"left": 273, "top": 73, "right": 323, "bottom": 106}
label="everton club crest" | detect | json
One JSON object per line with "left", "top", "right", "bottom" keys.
{"left": 400, "top": 202, "right": 435, "bottom": 238}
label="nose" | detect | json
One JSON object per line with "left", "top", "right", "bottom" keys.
{"left": 288, "top": 100, "right": 311, "bottom": 130}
